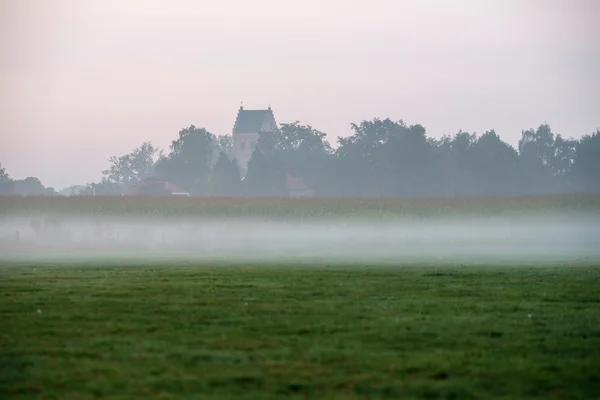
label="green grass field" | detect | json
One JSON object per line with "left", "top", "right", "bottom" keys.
{"left": 2, "top": 263, "right": 599, "bottom": 399}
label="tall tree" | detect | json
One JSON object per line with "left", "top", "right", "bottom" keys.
{"left": 333, "top": 118, "right": 401, "bottom": 196}
{"left": 571, "top": 129, "right": 600, "bottom": 193}
{"left": 103, "top": 141, "right": 161, "bottom": 189}
{"left": 13, "top": 177, "right": 46, "bottom": 196}
{"left": 0, "top": 162, "right": 14, "bottom": 195}
{"left": 210, "top": 152, "right": 241, "bottom": 196}
{"left": 155, "top": 125, "right": 215, "bottom": 195}
{"left": 467, "top": 130, "right": 522, "bottom": 197}
{"left": 381, "top": 122, "right": 441, "bottom": 197}
{"left": 518, "top": 124, "right": 566, "bottom": 194}
{"left": 216, "top": 135, "right": 234, "bottom": 157}
{"left": 277, "top": 122, "right": 331, "bottom": 153}
{"left": 0, "top": 162, "right": 9, "bottom": 183}
{"left": 332, "top": 118, "right": 441, "bottom": 197}
{"left": 81, "top": 178, "right": 124, "bottom": 196}
{"left": 435, "top": 131, "right": 478, "bottom": 198}
{"left": 59, "top": 185, "right": 87, "bottom": 196}
{"left": 552, "top": 134, "right": 578, "bottom": 192}
{"left": 277, "top": 122, "right": 333, "bottom": 193}
{"left": 243, "top": 131, "right": 286, "bottom": 196}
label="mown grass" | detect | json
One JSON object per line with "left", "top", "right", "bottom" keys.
{"left": 1, "top": 263, "right": 599, "bottom": 399}
{"left": 1, "top": 194, "right": 600, "bottom": 220}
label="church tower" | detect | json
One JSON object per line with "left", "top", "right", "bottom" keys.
{"left": 231, "top": 105, "right": 278, "bottom": 177}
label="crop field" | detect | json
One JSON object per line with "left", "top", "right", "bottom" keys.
{"left": 1, "top": 195, "right": 600, "bottom": 398}
{"left": 1, "top": 194, "right": 600, "bottom": 219}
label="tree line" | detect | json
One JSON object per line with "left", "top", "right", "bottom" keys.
{"left": 1, "top": 118, "right": 599, "bottom": 197}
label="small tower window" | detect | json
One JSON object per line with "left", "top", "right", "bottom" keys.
{"left": 240, "top": 139, "right": 246, "bottom": 150}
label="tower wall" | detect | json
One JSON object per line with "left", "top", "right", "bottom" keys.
{"left": 233, "top": 132, "right": 259, "bottom": 177}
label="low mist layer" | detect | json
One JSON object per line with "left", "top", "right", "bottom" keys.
{"left": 1, "top": 214, "right": 599, "bottom": 265}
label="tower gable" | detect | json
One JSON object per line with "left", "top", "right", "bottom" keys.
{"left": 232, "top": 107, "right": 277, "bottom": 135}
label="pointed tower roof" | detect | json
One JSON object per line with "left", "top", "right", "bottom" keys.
{"left": 232, "top": 106, "right": 275, "bottom": 134}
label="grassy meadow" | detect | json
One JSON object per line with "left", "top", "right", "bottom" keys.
{"left": 1, "top": 263, "right": 600, "bottom": 399}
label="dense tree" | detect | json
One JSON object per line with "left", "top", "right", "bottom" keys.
{"left": 155, "top": 125, "right": 215, "bottom": 195}
{"left": 276, "top": 122, "right": 332, "bottom": 193}
{"left": 277, "top": 122, "right": 331, "bottom": 153}
{"left": 330, "top": 119, "right": 441, "bottom": 197}
{"left": 571, "top": 129, "right": 600, "bottom": 193}
{"left": 0, "top": 162, "right": 14, "bottom": 195}
{"left": 80, "top": 178, "right": 124, "bottom": 196}
{"left": 332, "top": 118, "right": 397, "bottom": 197}
{"left": 552, "top": 134, "right": 578, "bottom": 192}
{"left": 210, "top": 152, "right": 241, "bottom": 196}
{"left": 243, "top": 131, "right": 286, "bottom": 196}
{"left": 22, "top": 116, "right": 598, "bottom": 198}
{"left": 43, "top": 187, "right": 59, "bottom": 196}
{"left": 13, "top": 177, "right": 46, "bottom": 196}
{"left": 59, "top": 185, "right": 87, "bottom": 196}
{"left": 0, "top": 166, "right": 55, "bottom": 196}
{"left": 0, "top": 162, "right": 9, "bottom": 183}
{"left": 466, "top": 130, "right": 522, "bottom": 197}
{"left": 211, "top": 135, "right": 234, "bottom": 164}
{"left": 518, "top": 124, "right": 565, "bottom": 194}
{"left": 102, "top": 142, "right": 160, "bottom": 189}
{"left": 434, "top": 131, "right": 478, "bottom": 198}
{"left": 383, "top": 123, "right": 440, "bottom": 198}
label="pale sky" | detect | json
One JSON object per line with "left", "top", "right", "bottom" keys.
{"left": 1, "top": 0, "right": 599, "bottom": 189}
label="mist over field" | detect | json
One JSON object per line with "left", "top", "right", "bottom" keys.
{"left": 3, "top": 3, "right": 600, "bottom": 399}
{"left": 2, "top": 212, "right": 599, "bottom": 265}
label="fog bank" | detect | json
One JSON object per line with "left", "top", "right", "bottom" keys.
{"left": 1, "top": 214, "right": 599, "bottom": 265}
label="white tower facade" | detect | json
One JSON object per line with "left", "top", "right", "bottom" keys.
{"left": 231, "top": 105, "right": 278, "bottom": 177}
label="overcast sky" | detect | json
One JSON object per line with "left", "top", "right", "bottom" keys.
{"left": 1, "top": 0, "right": 599, "bottom": 189}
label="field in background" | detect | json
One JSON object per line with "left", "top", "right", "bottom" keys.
{"left": 1, "top": 193, "right": 600, "bottom": 219}
{"left": 1, "top": 264, "right": 599, "bottom": 399}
